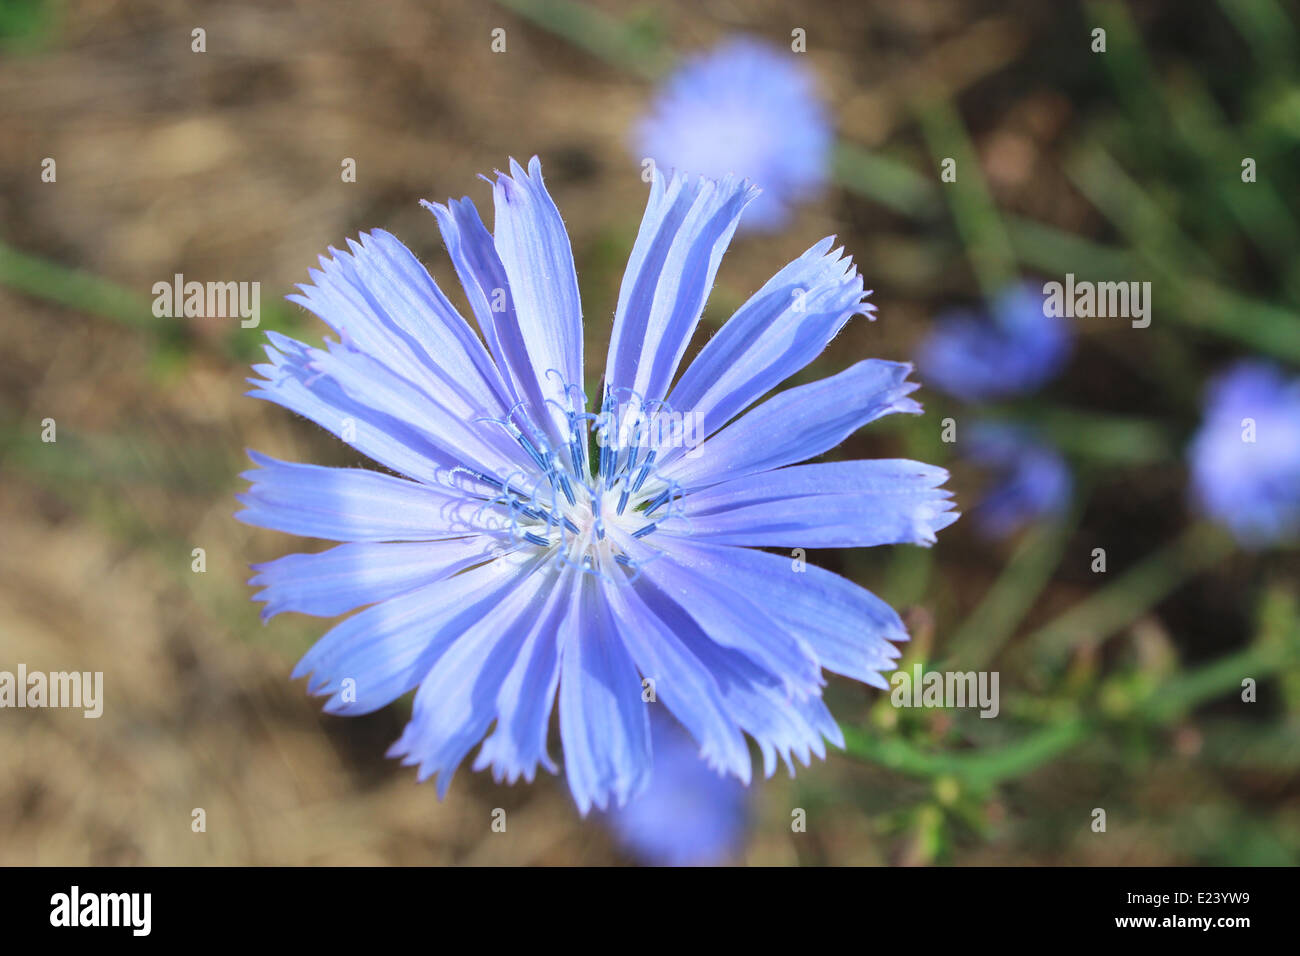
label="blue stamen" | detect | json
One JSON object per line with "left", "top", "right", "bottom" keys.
{"left": 557, "top": 471, "right": 577, "bottom": 506}
{"left": 604, "top": 446, "right": 619, "bottom": 489}
{"left": 644, "top": 489, "right": 672, "bottom": 516}
{"left": 631, "top": 451, "right": 656, "bottom": 492}
{"left": 569, "top": 434, "right": 586, "bottom": 476}
{"left": 516, "top": 433, "right": 550, "bottom": 472}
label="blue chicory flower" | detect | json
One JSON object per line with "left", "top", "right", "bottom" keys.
{"left": 606, "top": 708, "right": 749, "bottom": 866}
{"left": 635, "top": 36, "right": 832, "bottom": 231}
{"left": 964, "top": 422, "right": 1072, "bottom": 538}
{"left": 1189, "top": 360, "right": 1300, "bottom": 547}
{"left": 238, "top": 156, "right": 958, "bottom": 814}
{"left": 918, "top": 284, "right": 1072, "bottom": 402}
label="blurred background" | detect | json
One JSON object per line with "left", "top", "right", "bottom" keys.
{"left": 1, "top": 0, "right": 1299, "bottom": 865}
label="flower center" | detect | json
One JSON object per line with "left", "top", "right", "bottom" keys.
{"left": 473, "top": 385, "right": 697, "bottom": 576}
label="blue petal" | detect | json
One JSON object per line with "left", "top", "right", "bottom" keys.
{"left": 605, "top": 168, "right": 757, "bottom": 402}
{"left": 249, "top": 538, "right": 508, "bottom": 621}
{"left": 634, "top": 582, "right": 842, "bottom": 777}
{"left": 659, "top": 359, "right": 920, "bottom": 489}
{"left": 236, "top": 452, "right": 497, "bottom": 542}
{"left": 663, "top": 459, "right": 958, "bottom": 548}
{"left": 638, "top": 535, "right": 905, "bottom": 688}
{"left": 425, "top": 196, "right": 561, "bottom": 437}
{"left": 292, "top": 552, "right": 542, "bottom": 715}
{"left": 247, "top": 338, "right": 463, "bottom": 485}
{"left": 598, "top": 573, "right": 752, "bottom": 783}
{"left": 491, "top": 156, "right": 585, "bottom": 440}
{"left": 276, "top": 334, "right": 532, "bottom": 480}
{"left": 621, "top": 535, "right": 824, "bottom": 699}
{"left": 473, "top": 566, "right": 577, "bottom": 784}
{"left": 386, "top": 562, "right": 557, "bottom": 797}
{"left": 423, "top": 199, "right": 510, "bottom": 375}
{"left": 287, "top": 231, "right": 512, "bottom": 418}
{"left": 559, "top": 574, "right": 652, "bottom": 815}
{"left": 667, "top": 237, "right": 872, "bottom": 439}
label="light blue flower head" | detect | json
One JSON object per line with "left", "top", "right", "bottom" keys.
{"left": 1190, "top": 360, "right": 1300, "bottom": 547}
{"left": 239, "top": 157, "right": 958, "bottom": 814}
{"left": 965, "top": 422, "right": 1072, "bottom": 539}
{"left": 606, "top": 708, "right": 749, "bottom": 865}
{"left": 635, "top": 36, "right": 832, "bottom": 231}
{"left": 918, "top": 283, "right": 1072, "bottom": 402}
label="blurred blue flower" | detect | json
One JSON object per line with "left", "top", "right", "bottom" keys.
{"left": 635, "top": 36, "right": 832, "bottom": 231}
{"left": 239, "top": 156, "right": 958, "bottom": 814}
{"left": 1190, "top": 361, "right": 1300, "bottom": 547}
{"left": 606, "top": 709, "right": 749, "bottom": 866}
{"left": 965, "top": 423, "right": 1071, "bottom": 538}
{"left": 918, "top": 284, "right": 1072, "bottom": 401}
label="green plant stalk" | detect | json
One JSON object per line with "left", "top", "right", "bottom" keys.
{"left": 843, "top": 638, "right": 1289, "bottom": 787}
{"left": 913, "top": 98, "right": 1017, "bottom": 302}
{"left": 0, "top": 239, "right": 309, "bottom": 362}
{"left": 1066, "top": 144, "right": 1300, "bottom": 359}
{"left": 493, "top": 0, "right": 670, "bottom": 80}
{"left": 1215, "top": 0, "right": 1297, "bottom": 77}
{"left": 832, "top": 143, "right": 938, "bottom": 218}
{"left": 980, "top": 402, "right": 1175, "bottom": 464}
{"left": 1004, "top": 215, "right": 1300, "bottom": 361}
{"left": 1161, "top": 69, "right": 1300, "bottom": 298}
{"left": 1004, "top": 216, "right": 1135, "bottom": 280}
{"left": 1066, "top": 144, "right": 1220, "bottom": 280}
{"left": 1084, "top": 1, "right": 1168, "bottom": 140}
{"left": 841, "top": 717, "right": 1089, "bottom": 790}
{"left": 0, "top": 240, "right": 152, "bottom": 329}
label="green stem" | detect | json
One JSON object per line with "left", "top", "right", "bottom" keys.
{"left": 1005, "top": 216, "right": 1300, "bottom": 362}
{"left": 841, "top": 718, "right": 1089, "bottom": 789}
{"left": 843, "top": 631, "right": 1294, "bottom": 787}
{"left": 493, "top": 0, "right": 671, "bottom": 80}
{"left": 981, "top": 403, "right": 1176, "bottom": 465}
{"left": 0, "top": 240, "right": 152, "bottom": 329}
{"left": 832, "top": 143, "right": 938, "bottom": 218}
{"left": 1137, "top": 641, "right": 1291, "bottom": 724}
{"left": 1215, "top": 0, "right": 1296, "bottom": 78}
{"left": 914, "top": 98, "right": 1017, "bottom": 301}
